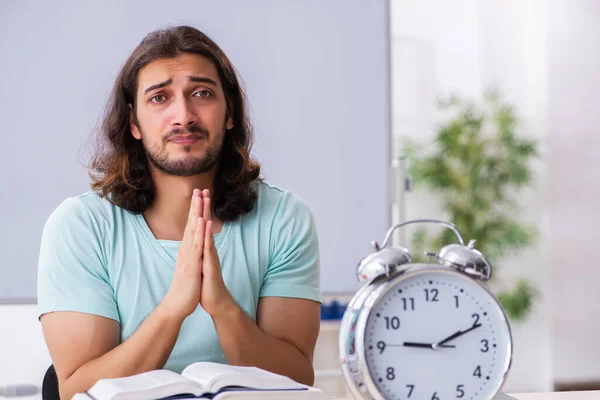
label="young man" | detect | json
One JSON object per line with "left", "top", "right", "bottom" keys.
{"left": 37, "top": 26, "right": 321, "bottom": 400}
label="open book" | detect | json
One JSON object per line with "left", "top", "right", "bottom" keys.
{"left": 72, "top": 362, "right": 331, "bottom": 400}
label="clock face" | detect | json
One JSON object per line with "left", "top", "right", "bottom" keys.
{"left": 360, "top": 267, "right": 511, "bottom": 400}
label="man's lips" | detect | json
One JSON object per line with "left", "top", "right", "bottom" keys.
{"left": 169, "top": 135, "right": 204, "bottom": 145}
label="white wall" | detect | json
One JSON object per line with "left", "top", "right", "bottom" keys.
{"left": 390, "top": 0, "right": 552, "bottom": 392}
{"left": 548, "top": 0, "right": 600, "bottom": 384}
{"left": 0, "top": 305, "right": 50, "bottom": 400}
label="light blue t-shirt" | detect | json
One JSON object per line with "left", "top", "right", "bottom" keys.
{"left": 37, "top": 181, "right": 321, "bottom": 373}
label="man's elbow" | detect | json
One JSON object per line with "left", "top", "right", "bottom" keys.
{"left": 297, "top": 358, "right": 315, "bottom": 386}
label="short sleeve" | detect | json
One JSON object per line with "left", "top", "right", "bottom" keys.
{"left": 259, "top": 192, "right": 322, "bottom": 303}
{"left": 37, "top": 197, "right": 119, "bottom": 322}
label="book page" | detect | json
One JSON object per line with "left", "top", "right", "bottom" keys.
{"left": 88, "top": 369, "right": 206, "bottom": 400}
{"left": 182, "top": 362, "right": 305, "bottom": 393}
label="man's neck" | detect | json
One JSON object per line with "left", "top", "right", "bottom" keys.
{"left": 143, "top": 166, "right": 221, "bottom": 241}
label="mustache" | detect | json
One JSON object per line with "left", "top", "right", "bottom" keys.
{"left": 163, "top": 125, "right": 209, "bottom": 140}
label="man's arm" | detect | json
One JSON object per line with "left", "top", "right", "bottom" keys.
{"left": 41, "top": 304, "right": 185, "bottom": 400}
{"left": 212, "top": 297, "right": 320, "bottom": 386}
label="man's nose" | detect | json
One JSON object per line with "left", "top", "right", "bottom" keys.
{"left": 172, "top": 97, "right": 199, "bottom": 128}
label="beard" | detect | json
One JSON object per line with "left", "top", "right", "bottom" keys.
{"left": 141, "top": 123, "right": 225, "bottom": 177}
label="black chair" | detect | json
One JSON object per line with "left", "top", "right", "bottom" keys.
{"left": 42, "top": 365, "right": 60, "bottom": 400}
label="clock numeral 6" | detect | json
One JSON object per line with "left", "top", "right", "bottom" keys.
{"left": 384, "top": 316, "right": 400, "bottom": 330}
{"left": 456, "top": 384, "right": 465, "bottom": 398}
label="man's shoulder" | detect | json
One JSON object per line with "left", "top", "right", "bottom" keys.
{"left": 255, "top": 181, "right": 311, "bottom": 213}
{"left": 46, "top": 190, "right": 124, "bottom": 230}
{"left": 254, "top": 181, "right": 313, "bottom": 222}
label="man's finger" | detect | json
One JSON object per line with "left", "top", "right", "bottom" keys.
{"left": 203, "top": 196, "right": 211, "bottom": 222}
{"left": 192, "top": 217, "right": 206, "bottom": 263}
{"left": 181, "top": 190, "right": 201, "bottom": 258}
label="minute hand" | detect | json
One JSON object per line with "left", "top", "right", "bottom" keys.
{"left": 436, "top": 323, "right": 482, "bottom": 347}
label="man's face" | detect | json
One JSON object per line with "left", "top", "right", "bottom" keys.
{"left": 130, "top": 53, "right": 233, "bottom": 176}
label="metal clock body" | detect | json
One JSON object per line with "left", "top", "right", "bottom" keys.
{"left": 339, "top": 220, "right": 513, "bottom": 400}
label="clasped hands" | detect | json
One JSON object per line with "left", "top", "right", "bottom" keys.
{"left": 162, "top": 189, "right": 236, "bottom": 321}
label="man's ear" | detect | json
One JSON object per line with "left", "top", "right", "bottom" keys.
{"left": 226, "top": 103, "right": 234, "bottom": 131}
{"left": 129, "top": 104, "right": 141, "bottom": 140}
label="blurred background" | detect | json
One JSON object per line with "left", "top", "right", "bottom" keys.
{"left": 1, "top": 0, "right": 599, "bottom": 398}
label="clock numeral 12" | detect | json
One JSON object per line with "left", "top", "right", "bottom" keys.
{"left": 424, "top": 288, "right": 439, "bottom": 302}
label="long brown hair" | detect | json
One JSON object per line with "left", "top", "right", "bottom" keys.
{"left": 89, "top": 26, "right": 261, "bottom": 221}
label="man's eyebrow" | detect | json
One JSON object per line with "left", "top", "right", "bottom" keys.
{"left": 189, "top": 76, "right": 218, "bottom": 86}
{"left": 143, "top": 79, "right": 173, "bottom": 94}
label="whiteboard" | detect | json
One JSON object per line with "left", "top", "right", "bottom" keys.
{"left": 0, "top": 0, "right": 390, "bottom": 302}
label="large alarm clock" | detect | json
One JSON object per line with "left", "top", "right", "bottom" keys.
{"left": 339, "top": 219, "right": 512, "bottom": 400}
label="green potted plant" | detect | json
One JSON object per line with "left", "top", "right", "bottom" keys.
{"left": 403, "top": 89, "right": 539, "bottom": 321}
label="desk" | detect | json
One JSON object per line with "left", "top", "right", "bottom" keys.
{"left": 510, "top": 391, "right": 600, "bottom": 399}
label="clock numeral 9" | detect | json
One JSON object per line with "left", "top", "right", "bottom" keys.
{"left": 424, "top": 288, "right": 439, "bottom": 302}
{"left": 432, "top": 392, "right": 440, "bottom": 400}
{"left": 456, "top": 384, "right": 465, "bottom": 398}
{"left": 377, "top": 341, "right": 386, "bottom": 354}
{"left": 384, "top": 316, "right": 400, "bottom": 330}
{"left": 406, "top": 384, "right": 414, "bottom": 397}
{"left": 386, "top": 367, "right": 395, "bottom": 380}
{"left": 481, "top": 339, "right": 489, "bottom": 352}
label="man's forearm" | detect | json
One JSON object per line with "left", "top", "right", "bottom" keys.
{"left": 60, "top": 302, "right": 184, "bottom": 400}
{"left": 212, "top": 305, "right": 315, "bottom": 386}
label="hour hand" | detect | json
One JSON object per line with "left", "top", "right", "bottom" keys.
{"left": 436, "top": 323, "right": 482, "bottom": 347}
{"left": 403, "top": 341, "right": 455, "bottom": 349}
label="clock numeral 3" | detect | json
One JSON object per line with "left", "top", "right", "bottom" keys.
{"left": 384, "top": 316, "right": 400, "bottom": 330}
{"left": 456, "top": 384, "right": 465, "bottom": 398}
{"left": 424, "top": 288, "right": 439, "bottom": 302}
{"left": 481, "top": 339, "right": 489, "bottom": 352}
{"left": 386, "top": 367, "right": 395, "bottom": 380}
{"left": 406, "top": 384, "right": 414, "bottom": 397}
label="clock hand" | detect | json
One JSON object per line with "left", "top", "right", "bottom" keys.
{"left": 402, "top": 342, "right": 456, "bottom": 349}
{"left": 436, "top": 323, "right": 482, "bottom": 347}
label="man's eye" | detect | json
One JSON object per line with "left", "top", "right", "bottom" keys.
{"left": 150, "top": 94, "right": 166, "bottom": 103}
{"left": 194, "top": 90, "right": 212, "bottom": 98}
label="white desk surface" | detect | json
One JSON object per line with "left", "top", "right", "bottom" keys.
{"left": 510, "top": 391, "right": 600, "bottom": 399}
